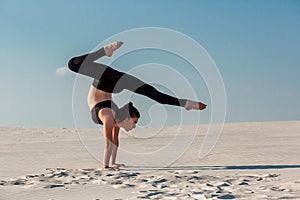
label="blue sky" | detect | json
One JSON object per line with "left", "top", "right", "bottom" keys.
{"left": 0, "top": 0, "right": 299, "bottom": 128}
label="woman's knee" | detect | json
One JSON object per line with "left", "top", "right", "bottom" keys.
{"left": 68, "top": 57, "right": 79, "bottom": 72}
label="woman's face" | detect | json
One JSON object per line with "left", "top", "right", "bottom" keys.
{"left": 121, "top": 116, "right": 139, "bottom": 132}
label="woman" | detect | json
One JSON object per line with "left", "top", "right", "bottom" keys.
{"left": 68, "top": 41, "right": 206, "bottom": 169}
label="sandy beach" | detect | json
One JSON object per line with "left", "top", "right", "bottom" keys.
{"left": 1, "top": 121, "right": 299, "bottom": 200}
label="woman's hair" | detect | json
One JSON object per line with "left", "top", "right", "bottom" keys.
{"left": 115, "top": 102, "right": 140, "bottom": 123}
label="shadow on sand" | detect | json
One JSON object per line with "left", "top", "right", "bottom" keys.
{"left": 124, "top": 165, "right": 300, "bottom": 171}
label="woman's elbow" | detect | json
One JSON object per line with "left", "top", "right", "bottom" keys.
{"left": 104, "top": 140, "right": 112, "bottom": 148}
{"left": 114, "top": 140, "right": 119, "bottom": 147}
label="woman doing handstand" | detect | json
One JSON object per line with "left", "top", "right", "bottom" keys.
{"left": 68, "top": 41, "right": 206, "bottom": 169}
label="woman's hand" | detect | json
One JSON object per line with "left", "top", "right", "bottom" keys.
{"left": 111, "top": 163, "right": 126, "bottom": 169}
{"left": 102, "top": 166, "right": 116, "bottom": 171}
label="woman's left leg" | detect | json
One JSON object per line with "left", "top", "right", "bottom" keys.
{"left": 68, "top": 42, "right": 123, "bottom": 80}
{"left": 68, "top": 48, "right": 109, "bottom": 79}
{"left": 118, "top": 73, "right": 206, "bottom": 110}
{"left": 116, "top": 73, "right": 188, "bottom": 107}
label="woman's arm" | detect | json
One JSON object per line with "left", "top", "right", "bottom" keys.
{"left": 110, "top": 127, "right": 120, "bottom": 166}
{"left": 100, "top": 110, "right": 115, "bottom": 168}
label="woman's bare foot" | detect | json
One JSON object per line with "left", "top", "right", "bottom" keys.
{"left": 104, "top": 41, "right": 124, "bottom": 57}
{"left": 185, "top": 100, "right": 207, "bottom": 110}
{"left": 111, "top": 163, "right": 126, "bottom": 169}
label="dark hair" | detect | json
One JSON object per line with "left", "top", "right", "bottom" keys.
{"left": 115, "top": 102, "right": 140, "bottom": 123}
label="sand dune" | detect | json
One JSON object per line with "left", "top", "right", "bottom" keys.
{"left": 0, "top": 121, "right": 299, "bottom": 199}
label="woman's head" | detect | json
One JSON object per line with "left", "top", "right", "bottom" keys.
{"left": 115, "top": 102, "right": 140, "bottom": 131}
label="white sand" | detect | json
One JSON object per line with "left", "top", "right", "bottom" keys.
{"left": 0, "top": 121, "right": 299, "bottom": 199}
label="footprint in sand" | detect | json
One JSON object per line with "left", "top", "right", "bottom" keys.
{"left": 217, "top": 194, "right": 236, "bottom": 199}
{"left": 152, "top": 178, "right": 168, "bottom": 186}
{"left": 43, "top": 184, "right": 65, "bottom": 189}
{"left": 137, "top": 190, "right": 165, "bottom": 199}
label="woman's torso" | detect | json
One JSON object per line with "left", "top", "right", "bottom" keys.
{"left": 88, "top": 85, "right": 113, "bottom": 110}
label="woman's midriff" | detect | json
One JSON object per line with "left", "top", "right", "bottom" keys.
{"left": 87, "top": 85, "right": 112, "bottom": 110}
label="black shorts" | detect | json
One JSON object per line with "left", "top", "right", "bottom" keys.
{"left": 91, "top": 100, "right": 119, "bottom": 125}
